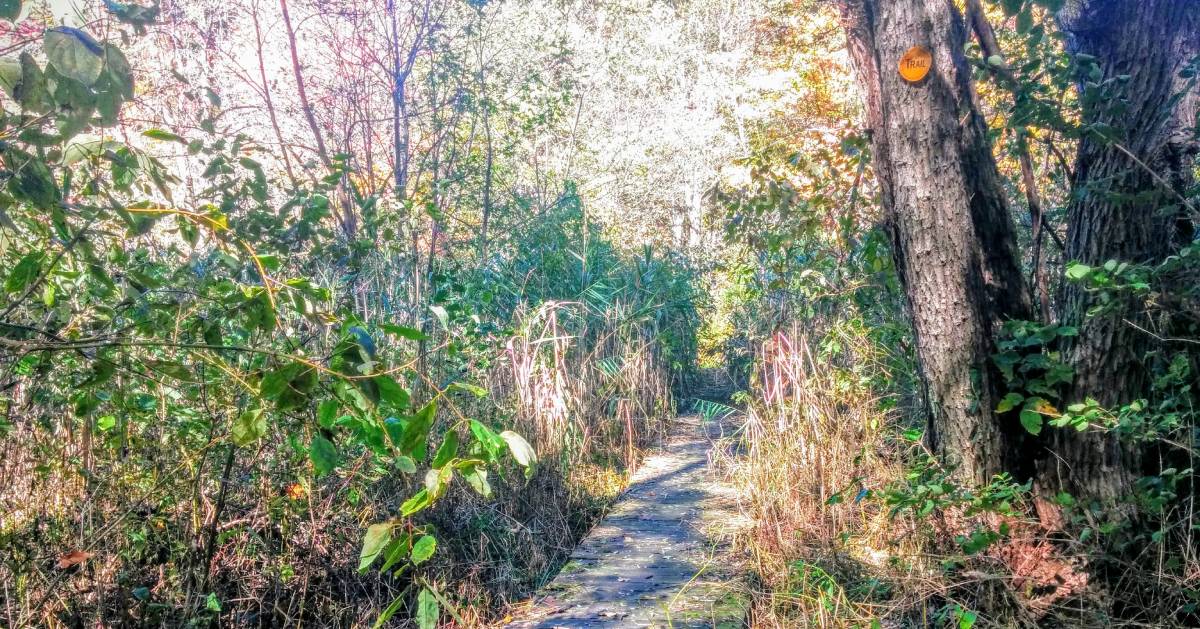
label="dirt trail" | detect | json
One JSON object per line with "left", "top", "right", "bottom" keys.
{"left": 506, "top": 413, "right": 747, "bottom": 628}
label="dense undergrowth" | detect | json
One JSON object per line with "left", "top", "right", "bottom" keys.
{"left": 0, "top": 3, "right": 702, "bottom": 627}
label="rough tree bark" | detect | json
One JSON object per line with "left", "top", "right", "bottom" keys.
{"left": 837, "top": 0, "right": 1034, "bottom": 485}
{"left": 1042, "top": 0, "right": 1200, "bottom": 504}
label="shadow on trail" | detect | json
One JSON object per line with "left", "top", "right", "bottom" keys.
{"left": 507, "top": 414, "right": 748, "bottom": 629}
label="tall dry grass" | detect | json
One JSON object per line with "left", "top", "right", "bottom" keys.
{"left": 717, "top": 319, "right": 933, "bottom": 627}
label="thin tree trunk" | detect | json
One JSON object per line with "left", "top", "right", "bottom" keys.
{"left": 251, "top": 4, "right": 297, "bottom": 188}
{"left": 279, "top": 0, "right": 331, "bottom": 170}
{"left": 1042, "top": 0, "right": 1200, "bottom": 505}
{"left": 478, "top": 21, "right": 494, "bottom": 264}
{"left": 837, "top": 0, "right": 1034, "bottom": 485}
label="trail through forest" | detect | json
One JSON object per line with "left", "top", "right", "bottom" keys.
{"left": 506, "top": 412, "right": 747, "bottom": 628}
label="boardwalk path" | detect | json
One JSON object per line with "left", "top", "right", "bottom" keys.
{"left": 507, "top": 413, "right": 747, "bottom": 628}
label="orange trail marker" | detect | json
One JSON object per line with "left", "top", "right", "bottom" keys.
{"left": 899, "top": 46, "right": 933, "bottom": 83}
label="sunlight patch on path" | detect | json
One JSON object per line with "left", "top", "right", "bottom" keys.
{"left": 506, "top": 413, "right": 749, "bottom": 629}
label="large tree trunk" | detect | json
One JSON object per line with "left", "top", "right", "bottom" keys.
{"left": 837, "top": 0, "right": 1034, "bottom": 485}
{"left": 1042, "top": 0, "right": 1199, "bottom": 505}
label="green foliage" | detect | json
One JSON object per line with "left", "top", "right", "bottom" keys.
{"left": 992, "top": 320, "right": 1077, "bottom": 434}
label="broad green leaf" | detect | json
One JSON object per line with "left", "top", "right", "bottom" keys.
{"left": 1019, "top": 410, "right": 1043, "bottom": 436}
{"left": 1064, "top": 263, "right": 1092, "bottom": 281}
{"left": 424, "top": 466, "right": 453, "bottom": 500}
{"left": 0, "top": 0, "right": 20, "bottom": 21}
{"left": 309, "top": 435, "right": 339, "bottom": 477}
{"left": 231, "top": 409, "right": 267, "bottom": 446}
{"left": 400, "top": 488, "right": 431, "bottom": 516}
{"left": 317, "top": 399, "right": 338, "bottom": 429}
{"left": 380, "top": 323, "right": 428, "bottom": 341}
{"left": 53, "top": 73, "right": 96, "bottom": 139}
{"left": 458, "top": 463, "right": 491, "bottom": 497}
{"left": 416, "top": 587, "right": 439, "bottom": 629}
{"left": 395, "top": 455, "right": 417, "bottom": 474}
{"left": 44, "top": 27, "right": 104, "bottom": 86}
{"left": 0, "top": 56, "right": 20, "bottom": 97}
{"left": 6, "top": 252, "right": 44, "bottom": 293}
{"left": 374, "top": 375, "right": 410, "bottom": 411}
{"left": 358, "top": 522, "right": 393, "bottom": 573}
{"left": 995, "top": 392, "right": 1024, "bottom": 414}
{"left": 500, "top": 430, "right": 537, "bottom": 468}
{"left": 101, "top": 44, "right": 134, "bottom": 98}
{"left": 410, "top": 535, "right": 436, "bottom": 566}
{"left": 378, "top": 531, "right": 413, "bottom": 573}
{"left": 14, "top": 53, "right": 52, "bottom": 114}
{"left": 431, "top": 431, "right": 458, "bottom": 469}
{"left": 468, "top": 419, "right": 505, "bottom": 459}
{"left": 399, "top": 401, "right": 436, "bottom": 458}
{"left": 958, "top": 608, "right": 978, "bottom": 629}
{"left": 64, "top": 138, "right": 122, "bottom": 165}
{"left": 449, "top": 381, "right": 487, "bottom": 398}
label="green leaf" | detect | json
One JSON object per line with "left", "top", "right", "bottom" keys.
{"left": 429, "top": 304, "right": 449, "bottom": 330}
{"left": 44, "top": 27, "right": 104, "bottom": 86}
{"left": 1065, "top": 263, "right": 1092, "bottom": 281}
{"left": 1019, "top": 409, "right": 1043, "bottom": 436}
{"left": 995, "top": 392, "right": 1024, "bottom": 413}
{"left": 500, "top": 430, "right": 537, "bottom": 468}
{"left": 104, "top": 1, "right": 160, "bottom": 30}
{"left": 14, "top": 53, "right": 52, "bottom": 114}
{"left": 400, "top": 488, "right": 431, "bottom": 516}
{"left": 317, "top": 399, "right": 338, "bottom": 429}
{"left": 96, "top": 415, "right": 116, "bottom": 432}
{"left": 468, "top": 419, "right": 505, "bottom": 459}
{"left": 432, "top": 431, "right": 458, "bottom": 469}
{"left": 373, "top": 594, "right": 406, "bottom": 629}
{"left": 1016, "top": 8, "right": 1033, "bottom": 34}
{"left": 399, "top": 401, "right": 436, "bottom": 458}
{"left": 424, "top": 466, "right": 453, "bottom": 500}
{"left": 378, "top": 532, "right": 413, "bottom": 574}
{"left": 101, "top": 44, "right": 134, "bottom": 98}
{"left": 6, "top": 252, "right": 44, "bottom": 293}
{"left": 309, "top": 435, "right": 339, "bottom": 477}
{"left": 380, "top": 323, "right": 428, "bottom": 341}
{"left": 231, "top": 409, "right": 267, "bottom": 446}
{"left": 142, "top": 128, "right": 185, "bottom": 143}
{"left": 457, "top": 462, "right": 491, "bottom": 497}
{"left": 449, "top": 381, "right": 487, "bottom": 398}
{"left": 0, "top": 0, "right": 20, "bottom": 22}
{"left": 416, "top": 587, "right": 439, "bottom": 629}
{"left": 395, "top": 455, "right": 417, "bottom": 474}
{"left": 374, "top": 375, "right": 410, "bottom": 412}
{"left": 410, "top": 535, "right": 436, "bottom": 566}
{"left": 958, "top": 608, "right": 978, "bottom": 629}
{"left": 358, "top": 522, "right": 393, "bottom": 573}
{"left": 0, "top": 56, "right": 20, "bottom": 98}
{"left": 52, "top": 72, "right": 96, "bottom": 139}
